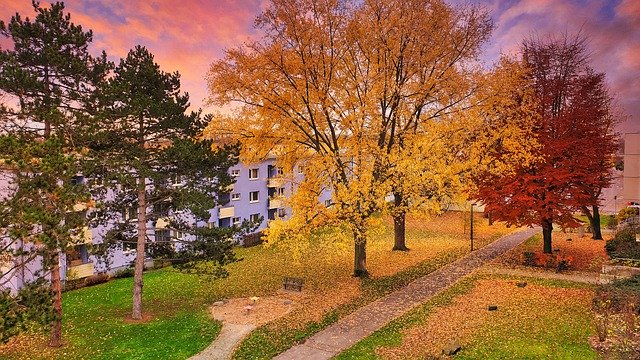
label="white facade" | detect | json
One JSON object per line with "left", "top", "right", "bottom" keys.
{"left": 1, "top": 158, "right": 332, "bottom": 292}
{"left": 622, "top": 133, "right": 640, "bottom": 204}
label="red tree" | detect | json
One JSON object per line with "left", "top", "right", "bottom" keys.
{"left": 474, "top": 34, "right": 619, "bottom": 253}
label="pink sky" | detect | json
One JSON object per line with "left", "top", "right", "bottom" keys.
{"left": 1, "top": 0, "right": 638, "bottom": 133}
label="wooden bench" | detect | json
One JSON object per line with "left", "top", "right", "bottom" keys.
{"left": 283, "top": 277, "right": 304, "bottom": 292}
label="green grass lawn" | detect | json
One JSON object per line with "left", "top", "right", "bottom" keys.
{"left": 338, "top": 275, "right": 598, "bottom": 360}
{"left": 0, "top": 212, "right": 513, "bottom": 359}
{"left": 0, "top": 270, "right": 222, "bottom": 359}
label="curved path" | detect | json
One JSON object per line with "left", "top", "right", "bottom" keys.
{"left": 190, "top": 323, "right": 255, "bottom": 360}
{"left": 274, "top": 227, "right": 540, "bottom": 360}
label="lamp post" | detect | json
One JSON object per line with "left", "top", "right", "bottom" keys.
{"left": 470, "top": 203, "right": 474, "bottom": 252}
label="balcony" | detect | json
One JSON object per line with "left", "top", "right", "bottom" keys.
{"left": 71, "top": 226, "right": 93, "bottom": 245}
{"left": 267, "top": 177, "right": 284, "bottom": 188}
{"left": 219, "top": 206, "right": 235, "bottom": 219}
{"left": 67, "top": 262, "right": 94, "bottom": 279}
{"left": 268, "top": 197, "right": 284, "bottom": 209}
{"left": 155, "top": 217, "right": 169, "bottom": 229}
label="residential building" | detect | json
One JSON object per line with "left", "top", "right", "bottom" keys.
{"left": 1, "top": 157, "right": 332, "bottom": 292}
{"left": 622, "top": 133, "right": 640, "bottom": 204}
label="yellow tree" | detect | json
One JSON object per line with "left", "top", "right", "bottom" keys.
{"left": 206, "top": 0, "right": 499, "bottom": 276}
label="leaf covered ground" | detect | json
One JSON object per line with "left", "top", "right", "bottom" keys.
{"left": 494, "top": 231, "right": 610, "bottom": 272}
{"left": 0, "top": 211, "right": 512, "bottom": 359}
{"left": 339, "top": 275, "right": 598, "bottom": 360}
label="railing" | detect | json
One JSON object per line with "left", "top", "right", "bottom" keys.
{"left": 267, "top": 177, "right": 284, "bottom": 188}
{"left": 219, "top": 206, "right": 235, "bottom": 219}
{"left": 268, "top": 197, "right": 284, "bottom": 209}
{"left": 67, "top": 262, "right": 94, "bottom": 279}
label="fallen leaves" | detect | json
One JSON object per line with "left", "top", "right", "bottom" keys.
{"left": 376, "top": 278, "right": 595, "bottom": 359}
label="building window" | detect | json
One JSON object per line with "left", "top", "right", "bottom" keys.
{"left": 122, "top": 206, "right": 137, "bottom": 221}
{"left": 277, "top": 187, "right": 285, "bottom": 196}
{"left": 249, "top": 191, "right": 259, "bottom": 203}
{"left": 249, "top": 168, "right": 259, "bottom": 180}
{"left": 67, "top": 244, "right": 90, "bottom": 266}
{"left": 70, "top": 175, "right": 84, "bottom": 186}
{"left": 232, "top": 217, "right": 241, "bottom": 226}
{"left": 249, "top": 213, "right": 261, "bottom": 223}
{"left": 277, "top": 208, "right": 286, "bottom": 218}
{"left": 277, "top": 167, "right": 284, "bottom": 175}
{"left": 230, "top": 169, "right": 240, "bottom": 177}
{"left": 171, "top": 174, "right": 184, "bottom": 187}
{"left": 231, "top": 193, "right": 241, "bottom": 201}
{"left": 153, "top": 201, "right": 170, "bottom": 217}
{"left": 207, "top": 221, "right": 215, "bottom": 229}
{"left": 155, "top": 229, "right": 171, "bottom": 243}
{"left": 172, "top": 229, "right": 184, "bottom": 241}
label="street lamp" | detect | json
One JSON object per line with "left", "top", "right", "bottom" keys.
{"left": 470, "top": 203, "right": 475, "bottom": 252}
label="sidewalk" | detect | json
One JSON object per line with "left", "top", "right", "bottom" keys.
{"left": 274, "top": 227, "right": 540, "bottom": 360}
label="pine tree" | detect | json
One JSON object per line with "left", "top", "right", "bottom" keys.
{"left": 0, "top": 1, "right": 110, "bottom": 346}
{"left": 85, "top": 46, "right": 241, "bottom": 320}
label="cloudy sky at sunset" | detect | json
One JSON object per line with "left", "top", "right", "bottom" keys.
{"left": 1, "top": 0, "right": 638, "bottom": 132}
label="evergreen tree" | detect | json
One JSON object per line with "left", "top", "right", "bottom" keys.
{"left": 0, "top": 1, "right": 110, "bottom": 346}
{"left": 86, "top": 45, "right": 243, "bottom": 320}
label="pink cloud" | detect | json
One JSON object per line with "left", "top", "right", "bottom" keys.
{"left": 1, "top": 0, "right": 639, "bottom": 132}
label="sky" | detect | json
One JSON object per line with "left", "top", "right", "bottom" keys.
{"left": 0, "top": 0, "right": 638, "bottom": 133}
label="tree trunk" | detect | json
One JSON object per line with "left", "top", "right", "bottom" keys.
{"left": 591, "top": 205, "right": 603, "bottom": 240}
{"left": 392, "top": 193, "right": 409, "bottom": 251}
{"left": 488, "top": 212, "right": 493, "bottom": 226}
{"left": 542, "top": 218, "right": 553, "bottom": 254}
{"left": 353, "top": 232, "right": 368, "bottom": 278}
{"left": 581, "top": 205, "right": 603, "bottom": 240}
{"left": 48, "top": 252, "right": 63, "bottom": 347}
{"left": 132, "top": 177, "right": 146, "bottom": 320}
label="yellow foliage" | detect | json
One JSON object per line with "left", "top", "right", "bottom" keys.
{"left": 204, "top": 0, "right": 538, "bottom": 274}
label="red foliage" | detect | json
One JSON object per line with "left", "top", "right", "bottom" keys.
{"left": 474, "top": 35, "right": 619, "bottom": 245}
{"left": 520, "top": 251, "right": 574, "bottom": 270}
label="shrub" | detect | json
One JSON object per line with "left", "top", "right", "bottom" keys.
{"left": 0, "top": 280, "right": 55, "bottom": 343}
{"left": 556, "top": 254, "right": 574, "bottom": 272}
{"left": 0, "top": 289, "right": 22, "bottom": 343}
{"left": 593, "top": 276, "right": 640, "bottom": 314}
{"left": 520, "top": 251, "right": 573, "bottom": 272}
{"left": 520, "top": 252, "right": 536, "bottom": 266}
{"left": 242, "top": 231, "right": 264, "bottom": 248}
{"left": 617, "top": 207, "right": 639, "bottom": 224}
{"left": 605, "top": 226, "right": 640, "bottom": 259}
{"left": 606, "top": 215, "right": 618, "bottom": 230}
{"left": 113, "top": 267, "right": 134, "bottom": 278}
{"left": 84, "top": 273, "right": 110, "bottom": 287}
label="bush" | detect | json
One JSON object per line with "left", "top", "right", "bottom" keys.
{"left": 0, "top": 289, "right": 22, "bottom": 343}
{"left": 606, "top": 215, "right": 618, "bottom": 230}
{"left": 605, "top": 226, "right": 640, "bottom": 259}
{"left": 0, "top": 280, "right": 55, "bottom": 343}
{"left": 84, "top": 273, "right": 110, "bottom": 287}
{"left": 113, "top": 267, "right": 134, "bottom": 278}
{"left": 520, "top": 251, "right": 574, "bottom": 272}
{"left": 242, "top": 231, "right": 264, "bottom": 247}
{"left": 617, "top": 207, "right": 639, "bottom": 224}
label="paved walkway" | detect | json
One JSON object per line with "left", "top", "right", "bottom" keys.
{"left": 274, "top": 227, "right": 540, "bottom": 360}
{"left": 190, "top": 323, "right": 255, "bottom": 360}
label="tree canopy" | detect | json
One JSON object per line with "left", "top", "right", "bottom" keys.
{"left": 473, "top": 34, "right": 620, "bottom": 253}
{"left": 0, "top": 0, "right": 110, "bottom": 346}
{"left": 205, "top": 0, "right": 535, "bottom": 276}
